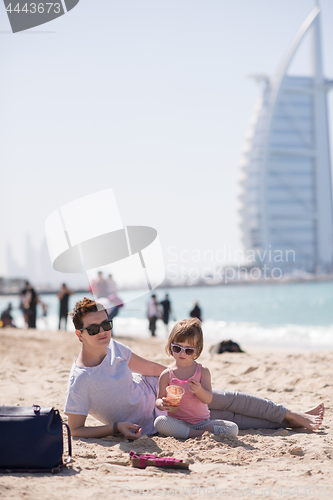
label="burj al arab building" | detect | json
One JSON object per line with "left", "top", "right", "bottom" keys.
{"left": 238, "top": 5, "right": 333, "bottom": 273}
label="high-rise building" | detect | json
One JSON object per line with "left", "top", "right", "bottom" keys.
{"left": 238, "top": 6, "right": 333, "bottom": 273}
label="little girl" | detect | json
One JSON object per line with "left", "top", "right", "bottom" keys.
{"left": 154, "top": 318, "right": 239, "bottom": 439}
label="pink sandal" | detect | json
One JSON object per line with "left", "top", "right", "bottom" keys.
{"left": 129, "top": 451, "right": 189, "bottom": 470}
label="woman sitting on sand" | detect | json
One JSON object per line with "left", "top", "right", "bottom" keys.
{"left": 64, "top": 297, "right": 324, "bottom": 440}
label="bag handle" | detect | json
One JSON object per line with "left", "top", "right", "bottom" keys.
{"left": 62, "top": 422, "right": 72, "bottom": 466}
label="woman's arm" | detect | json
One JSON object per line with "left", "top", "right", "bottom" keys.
{"left": 188, "top": 366, "right": 212, "bottom": 404}
{"left": 67, "top": 413, "right": 142, "bottom": 439}
{"left": 155, "top": 370, "right": 171, "bottom": 412}
{"left": 128, "top": 352, "right": 166, "bottom": 377}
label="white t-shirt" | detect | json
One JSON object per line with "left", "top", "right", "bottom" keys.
{"left": 147, "top": 298, "right": 159, "bottom": 318}
{"left": 64, "top": 339, "right": 163, "bottom": 435}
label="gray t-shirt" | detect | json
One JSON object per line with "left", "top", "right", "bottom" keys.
{"left": 64, "top": 339, "right": 164, "bottom": 435}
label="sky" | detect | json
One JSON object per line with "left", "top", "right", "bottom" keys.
{"left": 0, "top": 0, "right": 332, "bottom": 285}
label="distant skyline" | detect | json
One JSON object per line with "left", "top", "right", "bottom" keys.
{"left": 1, "top": 0, "right": 332, "bottom": 283}
{"left": 6, "top": 234, "right": 89, "bottom": 288}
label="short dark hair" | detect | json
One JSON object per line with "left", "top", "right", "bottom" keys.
{"left": 71, "top": 297, "right": 107, "bottom": 330}
{"left": 166, "top": 318, "right": 203, "bottom": 360}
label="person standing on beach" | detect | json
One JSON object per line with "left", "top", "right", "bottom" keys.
{"left": 106, "top": 274, "right": 117, "bottom": 295}
{"left": 147, "top": 294, "right": 160, "bottom": 337}
{"left": 58, "top": 283, "right": 74, "bottom": 330}
{"left": 91, "top": 272, "right": 123, "bottom": 322}
{"left": 92, "top": 271, "right": 109, "bottom": 299}
{"left": 106, "top": 274, "right": 122, "bottom": 321}
{"left": 160, "top": 294, "right": 172, "bottom": 331}
{"left": 20, "top": 281, "right": 40, "bottom": 329}
{"left": 190, "top": 301, "right": 202, "bottom": 322}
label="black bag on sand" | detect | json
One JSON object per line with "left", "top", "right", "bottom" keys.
{"left": 0, "top": 405, "right": 72, "bottom": 473}
{"left": 209, "top": 340, "right": 244, "bottom": 354}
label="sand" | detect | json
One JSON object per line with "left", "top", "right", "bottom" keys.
{"left": 0, "top": 328, "right": 332, "bottom": 499}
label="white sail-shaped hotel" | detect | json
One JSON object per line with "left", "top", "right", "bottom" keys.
{"left": 238, "top": 6, "right": 333, "bottom": 273}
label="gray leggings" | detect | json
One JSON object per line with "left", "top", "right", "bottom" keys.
{"left": 154, "top": 416, "right": 239, "bottom": 439}
{"left": 208, "top": 390, "right": 288, "bottom": 430}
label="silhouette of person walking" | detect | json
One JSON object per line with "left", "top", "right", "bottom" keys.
{"left": 160, "top": 294, "right": 172, "bottom": 329}
{"left": 147, "top": 294, "right": 160, "bottom": 337}
{"left": 58, "top": 283, "right": 74, "bottom": 330}
{"left": 190, "top": 301, "right": 202, "bottom": 322}
{"left": 20, "top": 281, "right": 39, "bottom": 329}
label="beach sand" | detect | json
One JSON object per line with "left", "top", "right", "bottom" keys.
{"left": 0, "top": 328, "right": 332, "bottom": 499}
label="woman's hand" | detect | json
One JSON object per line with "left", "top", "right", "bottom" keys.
{"left": 118, "top": 422, "right": 142, "bottom": 439}
{"left": 155, "top": 397, "right": 170, "bottom": 412}
{"left": 67, "top": 414, "right": 142, "bottom": 439}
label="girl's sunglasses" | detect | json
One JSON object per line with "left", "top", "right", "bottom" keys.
{"left": 81, "top": 320, "right": 113, "bottom": 336}
{"left": 171, "top": 343, "right": 196, "bottom": 356}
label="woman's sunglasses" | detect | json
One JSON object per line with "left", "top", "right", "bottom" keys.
{"left": 81, "top": 320, "right": 113, "bottom": 336}
{"left": 171, "top": 343, "right": 196, "bottom": 356}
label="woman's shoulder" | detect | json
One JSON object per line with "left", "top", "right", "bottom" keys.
{"left": 67, "top": 361, "right": 91, "bottom": 391}
{"left": 110, "top": 339, "right": 132, "bottom": 362}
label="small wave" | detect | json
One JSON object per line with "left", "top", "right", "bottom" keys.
{"left": 201, "top": 320, "right": 333, "bottom": 349}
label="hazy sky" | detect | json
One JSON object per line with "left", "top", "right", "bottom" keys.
{"left": 1, "top": 0, "right": 332, "bottom": 280}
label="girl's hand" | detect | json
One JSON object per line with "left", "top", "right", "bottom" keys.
{"left": 188, "top": 379, "right": 201, "bottom": 394}
{"left": 118, "top": 422, "right": 142, "bottom": 439}
{"left": 156, "top": 397, "right": 170, "bottom": 412}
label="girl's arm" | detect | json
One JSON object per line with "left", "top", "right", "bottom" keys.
{"left": 155, "top": 369, "right": 171, "bottom": 411}
{"left": 128, "top": 353, "right": 166, "bottom": 377}
{"left": 188, "top": 366, "right": 213, "bottom": 404}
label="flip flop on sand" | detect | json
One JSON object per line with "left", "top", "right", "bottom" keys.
{"left": 129, "top": 451, "right": 189, "bottom": 470}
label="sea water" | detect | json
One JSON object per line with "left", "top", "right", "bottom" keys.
{"left": 1, "top": 281, "right": 333, "bottom": 349}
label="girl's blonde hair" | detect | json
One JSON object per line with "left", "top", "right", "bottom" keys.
{"left": 166, "top": 318, "right": 203, "bottom": 360}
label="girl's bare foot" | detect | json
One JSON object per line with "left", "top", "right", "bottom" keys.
{"left": 285, "top": 409, "right": 323, "bottom": 431}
